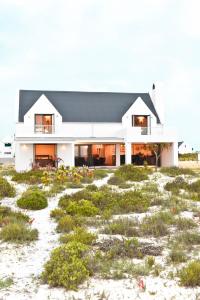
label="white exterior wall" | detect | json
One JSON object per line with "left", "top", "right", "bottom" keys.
{"left": 116, "top": 144, "right": 121, "bottom": 167}
{"left": 125, "top": 142, "right": 132, "bottom": 164}
{"left": 57, "top": 143, "right": 75, "bottom": 167}
{"left": 15, "top": 143, "right": 33, "bottom": 172}
{"left": 161, "top": 142, "right": 178, "bottom": 167}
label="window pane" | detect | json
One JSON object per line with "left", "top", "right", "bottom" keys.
{"left": 35, "top": 115, "right": 42, "bottom": 124}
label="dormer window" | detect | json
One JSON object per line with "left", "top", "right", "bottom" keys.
{"left": 132, "top": 115, "right": 149, "bottom": 135}
{"left": 35, "top": 114, "right": 54, "bottom": 134}
{"left": 132, "top": 115, "right": 148, "bottom": 127}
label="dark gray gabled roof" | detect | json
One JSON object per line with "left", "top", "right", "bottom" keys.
{"left": 18, "top": 90, "right": 160, "bottom": 123}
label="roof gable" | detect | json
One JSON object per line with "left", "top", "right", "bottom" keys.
{"left": 18, "top": 90, "right": 160, "bottom": 123}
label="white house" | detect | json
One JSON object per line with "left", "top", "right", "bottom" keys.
{"left": 178, "top": 142, "right": 194, "bottom": 154}
{"left": 15, "top": 85, "right": 178, "bottom": 172}
{"left": 0, "top": 136, "right": 14, "bottom": 159}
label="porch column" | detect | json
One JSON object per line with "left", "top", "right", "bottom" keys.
{"left": 172, "top": 142, "right": 178, "bottom": 167}
{"left": 57, "top": 143, "right": 75, "bottom": 167}
{"left": 125, "top": 142, "right": 132, "bottom": 164}
{"left": 15, "top": 142, "right": 33, "bottom": 172}
{"left": 116, "top": 144, "right": 121, "bottom": 167}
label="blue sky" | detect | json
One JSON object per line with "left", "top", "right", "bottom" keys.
{"left": 0, "top": 0, "right": 199, "bottom": 150}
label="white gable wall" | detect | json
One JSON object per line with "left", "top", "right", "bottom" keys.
{"left": 122, "top": 97, "right": 158, "bottom": 128}
{"left": 24, "top": 94, "right": 62, "bottom": 129}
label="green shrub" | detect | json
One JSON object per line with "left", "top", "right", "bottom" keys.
{"left": 179, "top": 153, "right": 197, "bottom": 161}
{"left": 0, "top": 222, "right": 38, "bottom": 242}
{"left": 115, "top": 164, "right": 151, "bottom": 181}
{"left": 107, "top": 176, "right": 125, "bottom": 186}
{"left": 65, "top": 200, "right": 99, "bottom": 217}
{"left": 80, "top": 177, "right": 93, "bottom": 184}
{"left": 0, "top": 206, "right": 30, "bottom": 227}
{"left": 145, "top": 256, "right": 155, "bottom": 268}
{"left": 12, "top": 170, "right": 44, "bottom": 184}
{"left": 50, "top": 208, "right": 65, "bottom": 220}
{"left": 140, "top": 213, "right": 171, "bottom": 237}
{"left": 17, "top": 188, "right": 48, "bottom": 210}
{"left": 56, "top": 215, "right": 75, "bottom": 233}
{"left": 93, "top": 169, "right": 108, "bottom": 179}
{"left": 162, "top": 196, "right": 188, "bottom": 214}
{"left": 96, "top": 237, "right": 143, "bottom": 259}
{"left": 118, "top": 183, "right": 133, "bottom": 189}
{"left": 85, "top": 184, "right": 98, "bottom": 192}
{"left": 175, "top": 231, "right": 200, "bottom": 246}
{"left": 168, "top": 247, "right": 187, "bottom": 263}
{"left": 47, "top": 183, "right": 66, "bottom": 197}
{"left": 59, "top": 187, "right": 150, "bottom": 214}
{"left": 118, "top": 191, "right": 150, "bottom": 213}
{"left": 41, "top": 241, "right": 91, "bottom": 290}
{"left": 0, "top": 177, "right": 16, "bottom": 199}
{"left": 0, "top": 277, "right": 14, "bottom": 289}
{"left": 140, "top": 182, "right": 159, "bottom": 194}
{"left": 67, "top": 182, "right": 83, "bottom": 189}
{"left": 102, "top": 218, "right": 138, "bottom": 237}
{"left": 175, "top": 217, "right": 197, "bottom": 230}
{"left": 189, "top": 180, "right": 200, "bottom": 193}
{"left": 60, "top": 227, "right": 96, "bottom": 245}
{"left": 164, "top": 177, "right": 189, "bottom": 194}
{"left": 160, "top": 167, "right": 195, "bottom": 177}
{"left": 179, "top": 260, "right": 200, "bottom": 286}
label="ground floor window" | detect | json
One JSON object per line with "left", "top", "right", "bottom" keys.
{"left": 34, "top": 144, "right": 56, "bottom": 167}
{"left": 132, "top": 144, "right": 158, "bottom": 165}
{"left": 75, "top": 144, "right": 116, "bottom": 166}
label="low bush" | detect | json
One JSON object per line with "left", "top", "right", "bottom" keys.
{"left": 0, "top": 277, "right": 14, "bottom": 289}
{"left": 50, "top": 208, "right": 66, "bottom": 220}
{"left": 179, "top": 153, "right": 198, "bottom": 161}
{"left": 107, "top": 176, "right": 125, "bottom": 186}
{"left": 93, "top": 169, "right": 108, "bottom": 179}
{"left": 60, "top": 227, "right": 96, "bottom": 245}
{"left": 140, "top": 212, "right": 173, "bottom": 237}
{"left": 67, "top": 182, "right": 84, "bottom": 189}
{"left": 168, "top": 247, "right": 187, "bottom": 263}
{"left": 85, "top": 184, "right": 98, "bottom": 192}
{"left": 145, "top": 256, "right": 155, "bottom": 268}
{"left": 41, "top": 241, "right": 91, "bottom": 290}
{"left": 102, "top": 218, "right": 138, "bottom": 237}
{"left": 140, "top": 182, "right": 159, "bottom": 194}
{"left": 65, "top": 200, "right": 99, "bottom": 217}
{"left": 96, "top": 237, "right": 143, "bottom": 259}
{"left": 160, "top": 167, "right": 195, "bottom": 177}
{"left": 17, "top": 188, "right": 48, "bottom": 210}
{"left": 0, "top": 222, "right": 38, "bottom": 242}
{"left": 175, "top": 231, "right": 200, "bottom": 246}
{"left": 12, "top": 170, "right": 44, "bottom": 184}
{"left": 59, "top": 187, "right": 150, "bottom": 214}
{"left": 164, "top": 177, "right": 189, "bottom": 194}
{"left": 0, "top": 177, "right": 16, "bottom": 199}
{"left": 188, "top": 180, "right": 200, "bottom": 193}
{"left": 56, "top": 215, "right": 75, "bottom": 233}
{"left": 179, "top": 260, "right": 200, "bottom": 286}
{"left": 162, "top": 196, "right": 188, "bottom": 214}
{"left": 118, "top": 190, "right": 150, "bottom": 213}
{"left": 0, "top": 206, "right": 30, "bottom": 227}
{"left": 115, "top": 164, "right": 151, "bottom": 182}
{"left": 174, "top": 217, "right": 197, "bottom": 230}
{"left": 46, "top": 184, "right": 66, "bottom": 197}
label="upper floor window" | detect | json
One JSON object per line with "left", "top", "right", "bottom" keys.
{"left": 35, "top": 114, "right": 54, "bottom": 134}
{"left": 132, "top": 115, "right": 149, "bottom": 135}
{"left": 132, "top": 115, "right": 148, "bottom": 127}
